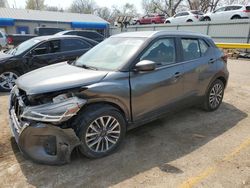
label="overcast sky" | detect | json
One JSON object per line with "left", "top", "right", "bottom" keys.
{"left": 7, "top": 0, "right": 143, "bottom": 13}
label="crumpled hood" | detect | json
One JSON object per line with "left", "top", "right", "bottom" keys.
{"left": 0, "top": 52, "right": 13, "bottom": 62}
{"left": 16, "top": 62, "right": 108, "bottom": 95}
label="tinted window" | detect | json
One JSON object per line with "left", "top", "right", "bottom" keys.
{"left": 0, "top": 32, "right": 3, "bottom": 37}
{"left": 33, "top": 42, "right": 49, "bottom": 55}
{"left": 79, "top": 32, "right": 103, "bottom": 39}
{"left": 246, "top": 6, "right": 250, "bottom": 11}
{"left": 191, "top": 10, "right": 204, "bottom": 15}
{"left": 181, "top": 12, "right": 189, "bottom": 16}
{"left": 174, "top": 13, "right": 182, "bottom": 17}
{"left": 49, "top": 40, "right": 60, "bottom": 53}
{"left": 61, "top": 38, "right": 90, "bottom": 52}
{"left": 199, "top": 39, "right": 209, "bottom": 56}
{"left": 214, "top": 7, "right": 226, "bottom": 13}
{"left": 181, "top": 39, "right": 200, "bottom": 61}
{"left": 141, "top": 38, "right": 176, "bottom": 66}
{"left": 225, "top": 6, "right": 242, "bottom": 11}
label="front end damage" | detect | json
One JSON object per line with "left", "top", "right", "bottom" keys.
{"left": 9, "top": 86, "right": 85, "bottom": 165}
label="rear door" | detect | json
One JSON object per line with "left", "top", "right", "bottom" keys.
{"left": 130, "top": 37, "right": 185, "bottom": 122}
{"left": 180, "top": 37, "right": 218, "bottom": 102}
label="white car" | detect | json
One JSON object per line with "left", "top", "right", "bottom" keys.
{"left": 202, "top": 5, "right": 250, "bottom": 21}
{"left": 165, "top": 10, "right": 204, "bottom": 24}
{"left": 0, "top": 31, "right": 7, "bottom": 50}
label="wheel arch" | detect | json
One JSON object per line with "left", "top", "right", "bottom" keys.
{"left": 231, "top": 14, "right": 241, "bottom": 19}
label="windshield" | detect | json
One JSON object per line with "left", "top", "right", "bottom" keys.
{"left": 7, "top": 38, "right": 41, "bottom": 55}
{"left": 74, "top": 37, "right": 146, "bottom": 71}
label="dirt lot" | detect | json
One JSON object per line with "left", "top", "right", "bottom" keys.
{"left": 0, "top": 59, "right": 250, "bottom": 188}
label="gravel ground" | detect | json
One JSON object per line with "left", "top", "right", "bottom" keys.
{"left": 0, "top": 59, "right": 249, "bottom": 188}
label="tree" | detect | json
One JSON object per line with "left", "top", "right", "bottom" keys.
{"left": 142, "top": 0, "right": 159, "bottom": 14}
{"left": 25, "top": 0, "right": 45, "bottom": 10}
{"left": 142, "top": 0, "right": 183, "bottom": 16}
{"left": 0, "top": 0, "right": 7, "bottom": 7}
{"left": 46, "top": 6, "right": 64, "bottom": 12}
{"left": 69, "top": 0, "right": 97, "bottom": 14}
{"left": 121, "top": 3, "right": 138, "bottom": 16}
{"left": 95, "top": 7, "right": 111, "bottom": 21}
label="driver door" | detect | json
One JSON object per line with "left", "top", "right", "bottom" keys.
{"left": 130, "top": 38, "right": 184, "bottom": 122}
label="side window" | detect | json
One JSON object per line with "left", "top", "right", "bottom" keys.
{"left": 214, "top": 7, "right": 225, "bottom": 13}
{"left": 140, "top": 38, "right": 176, "bottom": 66}
{"left": 61, "top": 39, "right": 91, "bottom": 52}
{"left": 48, "top": 40, "right": 60, "bottom": 53}
{"left": 181, "top": 38, "right": 200, "bottom": 61}
{"left": 182, "top": 12, "right": 189, "bottom": 16}
{"left": 33, "top": 42, "right": 49, "bottom": 55}
{"left": 199, "top": 39, "right": 209, "bottom": 56}
{"left": 0, "top": 32, "right": 3, "bottom": 37}
{"left": 174, "top": 13, "right": 181, "bottom": 17}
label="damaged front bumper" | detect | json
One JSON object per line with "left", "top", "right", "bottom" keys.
{"left": 9, "top": 87, "right": 84, "bottom": 165}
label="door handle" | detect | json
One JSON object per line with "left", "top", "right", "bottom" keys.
{"left": 208, "top": 58, "right": 216, "bottom": 64}
{"left": 174, "top": 72, "right": 182, "bottom": 78}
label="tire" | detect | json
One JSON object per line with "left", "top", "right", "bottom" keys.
{"left": 73, "top": 104, "right": 126, "bottom": 158}
{"left": 187, "top": 19, "right": 193, "bottom": 22}
{"left": 231, "top": 15, "right": 241, "bottom": 20}
{"left": 0, "top": 70, "right": 19, "bottom": 92}
{"left": 203, "top": 17, "right": 211, "bottom": 21}
{"left": 165, "top": 21, "right": 170, "bottom": 24}
{"left": 203, "top": 79, "right": 225, "bottom": 112}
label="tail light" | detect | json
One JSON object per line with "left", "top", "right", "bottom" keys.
{"left": 243, "top": 9, "right": 250, "bottom": 12}
{"left": 7, "top": 36, "right": 13, "bottom": 45}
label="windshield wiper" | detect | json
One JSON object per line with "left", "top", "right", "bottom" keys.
{"left": 76, "top": 64, "right": 98, "bottom": 70}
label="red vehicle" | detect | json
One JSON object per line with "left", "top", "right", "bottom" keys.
{"left": 136, "top": 14, "right": 166, "bottom": 25}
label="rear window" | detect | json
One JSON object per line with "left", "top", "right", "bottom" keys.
{"left": 191, "top": 10, "right": 204, "bottom": 15}
{"left": 246, "top": 6, "right": 250, "bottom": 11}
{"left": 61, "top": 38, "right": 91, "bottom": 51}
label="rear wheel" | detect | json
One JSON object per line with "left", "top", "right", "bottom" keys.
{"left": 165, "top": 21, "right": 171, "bottom": 24}
{"left": 0, "top": 70, "right": 19, "bottom": 92}
{"left": 203, "top": 17, "right": 211, "bottom": 21}
{"left": 73, "top": 104, "right": 126, "bottom": 158}
{"left": 203, "top": 79, "right": 225, "bottom": 111}
{"left": 187, "top": 19, "right": 193, "bottom": 22}
{"left": 231, "top": 15, "right": 241, "bottom": 20}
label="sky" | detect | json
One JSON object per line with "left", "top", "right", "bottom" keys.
{"left": 7, "top": 0, "right": 144, "bottom": 13}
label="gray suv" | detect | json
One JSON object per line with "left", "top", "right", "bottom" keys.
{"left": 9, "top": 31, "right": 229, "bottom": 165}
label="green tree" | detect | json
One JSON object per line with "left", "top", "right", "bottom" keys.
{"left": 25, "top": 0, "right": 45, "bottom": 10}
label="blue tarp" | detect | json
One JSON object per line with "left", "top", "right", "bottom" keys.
{"left": 71, "top": 22, "right": 108, "bottom": 29}
{"left": 0, "top": 18, "right": 14, "bottom": 26}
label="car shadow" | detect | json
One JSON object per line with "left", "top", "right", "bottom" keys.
{"left": 11, "top": 102, "right": 247, "bottom": 188}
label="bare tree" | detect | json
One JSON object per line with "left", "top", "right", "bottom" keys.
{"left": 0, "top": 0, "right": 7, "bottom": 7}
{"left": 69, "top": 0, "right": 97, "bottom": 14}
{"left": 95, "top": 7, "right": 111, "bottom": 21}
{"left": 25, "top": 0, "right": 45, "bottom": 10}
{"left": 45, "top": 6, "right": 64, "bottom": 12}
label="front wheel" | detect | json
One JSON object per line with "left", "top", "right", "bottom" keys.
{"left": 203, "top": 79, "right": 225, "bottom": 111}
{"left": 0, "top": 71, "right": 19, "bottom": 92}
{"left": 73, "top": 104, "right": 126, "bottom": 158}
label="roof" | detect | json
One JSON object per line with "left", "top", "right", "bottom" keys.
{"left": 0, "top": 8, "right": 108, "bottom": 24}
{"left": 112, "top": 30, "right": 210, "bottom": 38}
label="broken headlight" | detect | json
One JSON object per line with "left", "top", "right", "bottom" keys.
{"left": 21, "top": 96, "right": 86, "bottom": 123}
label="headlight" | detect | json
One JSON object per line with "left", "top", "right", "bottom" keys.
{"left": 21, "top": 97, "right": 86, "bottom": 123}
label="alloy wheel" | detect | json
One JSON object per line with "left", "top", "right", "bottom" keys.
{"left": 85, "top": 116, "right": 121, "bottom": 153}
{"left": 209, "top": 83, "right": 223, "bottom": 109}
{"left": 0, "top": 72, "right": 18, "bottom": 90}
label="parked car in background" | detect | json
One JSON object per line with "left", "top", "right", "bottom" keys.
{"left": 55, "top": 30, "right": 105, "bottom": 43}
{"left": 7, "top": 27, "right": 65, "bottom": 47}
{"left": 201, "top": 5, "right": 250, "bottom": 21}
{"left": 9, "top": 31, "right": 228, "bottom": 164}
{"left": 0, "top": 35, "right": 97, "bottom": 91}
{"left": 165, "top": 10, "right": 204, "bottom": 24}
{"left": 34, "top": 27, "right": 64, "bottom": 36}
{"left": 136, "top": 14, "right": 166, "bottom": 24}
{"left": 0, "top": 30, "right": 7, "bottom": 50}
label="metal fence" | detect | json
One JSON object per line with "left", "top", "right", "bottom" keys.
{"left": 110, "top": 20, "right": 250, "bottom": 43}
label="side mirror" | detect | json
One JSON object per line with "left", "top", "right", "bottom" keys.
{"left": 134, "top": 60, "right": 156, "bottom": 72}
